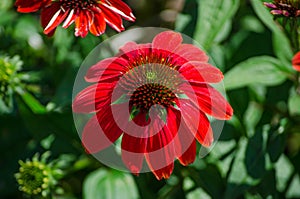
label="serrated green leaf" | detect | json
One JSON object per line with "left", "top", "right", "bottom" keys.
{"left": 83, "top": 169, "right": 138, "bottom": 199}
{"left": 194, "top": 0, "right": 239, "bottom": 50}
{"left": 224, "top": 56, "right": 286, "bottom": 90}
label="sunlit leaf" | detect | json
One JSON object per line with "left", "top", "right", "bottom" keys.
{"left": 83, "top": 169, "right": 138, "bottom": 199}
{"left": 224, "top": 56, "right": 286, "bottom": 90}
{"left": 194, "top": 0, "right": 239, "bottom": 50}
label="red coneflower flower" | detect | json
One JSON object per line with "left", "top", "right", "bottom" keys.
{"left": 15, "top": 0, "right": 135, "bottom": 37}
{"left": 73, "top": 31, "right": 233, "bottom": 180}
{"left": 292, "top": 51, "right": 300, "bottom": 72}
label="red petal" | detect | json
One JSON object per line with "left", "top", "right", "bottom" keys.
{"left": 292, "top": 51, "right": 300, "bottom": 72}
{"left": 119, "top": 42, "right": 139, "bottom": 54}
{"left": 180, "top": 101, "right": 214, "bottom": 147}
{"left": 72, "top": 83, "right": 115, "bottom": 113}
{"left": 41, "top": 3, "right": 68, "bottom": 35}
{"left": 15, "top": 0, "right": 50, "bottom": 13}
{"left": 85, "top": 57, "right": 128, "bottom": 82}
{"left": 149, "top": 163, "right": 174, "bottom": 180}
{"left": 81, "top": 106, "right": 123, "bottom": 154}
{"left": 152, "top": 31, "right": 182, "bottom": 52}
{"left": 89, "top": 8, "right": 106, "bottom": 36}
{"left": 100, "top": 4, "right": 124, "bottom": 32}
{"left": 101, "top": 0, "right": 135, "bottom": 21}
{"left": 173, "top": 44, "right": 209, "bottom": 63}
{"left": 181, "top": 83, "right": 233, "bottom": 120}
{"left": 119, "top": 43, "right": 152, "bottom": 64}
{"left": 121, "top": 133, "right": 147, "bottom": 174}
{"left": 75, "top": 10, "right": 90, "bottom": 38}
{"left": 62, "top": 9, "right": 77, "bottom": 28}
{"left": 144, "top": 108, "right": 178, "bottom": 179}
{"left": 179, "top": 61, "right": 224, "bottom": 83}
{"left": 177, "top": 139, "right": 196, "bottom": 166}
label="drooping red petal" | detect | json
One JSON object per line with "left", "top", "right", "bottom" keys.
{"left": 89, "top": 8, "right": 107, "bottom": 36}
{"left": 15, "top": 0, "right": 50, "bottom": 13}
{"left": 173, "top": 44, "right": 209, "bottom": 63}
{"left": 292, "top": 51, "right": 300, "bottom": 72}
{"left": 179, "top": 61, "right": 224, "bottom": 83}
{"left": 181, "top": 83, "right": 233, "bottom": 120}
{"left": 177, "top": 139, "right": 196, "bottom": 166}
{"left": 149, "top": 163, "right": 174, "bottom": 180}
{"left": 179, "top": 101, "right": 214, "bottom": 147}
{"left": 152, "top": 31, "right": 182, "bottom": 52}
{"left": 101, "top": 0, "right": 135, "bottom": 21}
{"left": 81, "top": 106, "right": 123, "bottom": 154}
{"left": 72, "top": 83, "right": 115, "bottom": 113}
{"left": 75, "top": 10, "right": 90, "bottom": 38}
{"left": 100, "top": 4, "right": 124, "bottom": 32}
{"left": 144, "top": 108, "right": 178, "bottom": 179}
{"left": 85, "top": 57, "right": 128, "bottom": 83}
{"left": 121, "top": 133, "right": 147, "bottom": 174}
{"left": 41, "top": 3, "right": 68, "bottom": 35}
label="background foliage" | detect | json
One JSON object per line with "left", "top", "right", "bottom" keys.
{"left": 1, "top": 0, "right": 300, "bottom": 198}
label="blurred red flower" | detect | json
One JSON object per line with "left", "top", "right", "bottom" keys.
{"left": 15, "top": 0, "right": 135, "bottom": 37}
{"left": 73, "top": 31, "right": 233, "bottom": 180}
{"left": 292, "top": 51, "right": 300, "bottom": 72}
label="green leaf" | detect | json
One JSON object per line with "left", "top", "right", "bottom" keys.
{"left": 288, "top": 89, "right": 300, "bottom": 116}
{"left": 175, "top": 13, "right": 192, "bottom": 32}
{"left": 83, "top": 169, "right": 138, "bottom": 199}
{"left": 194, "top": 0, "right": 239, "bottom": 50}
{"left": 245, "top": 127, "right": 267, "bottom": 179}
{"left": 224, "top": 56, "right": 286, "bottom": 90}
{"left": 243, "top": 101, "right": 263, "bottom": 137}
{"left": 275, "top": 155, "right": 294, "bottom": 192}
{"left": 18, "top": 91, "right": 47, "bottom": 114}
{"left": 40, "top": 134, "right": 55, "bottom": 150}
{"left": 272, "top": 32, "right": 294, "bottom": 72}
{"left": 189, "top": 164, "right": 225, "bottom": 198}
{"left": 225, "top": 139, "right": 259, "bottom": 198}
{"left": 111, "top": 94, "right": 129, "bottom": 105}
{"left": 266, "top": 120, "right": 287, "bottom": 163}
{"left": 256, "top": 169, "right": 277, "bottom": 198}
{"left": 286, "top": 174, "right": 300, "bottom": 198}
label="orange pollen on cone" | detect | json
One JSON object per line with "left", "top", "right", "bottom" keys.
{"left": 118, "top": 58, "right": 183, "bottom": 111}
{"left": 130, "top": 83, "right": 177, "bottom": 111}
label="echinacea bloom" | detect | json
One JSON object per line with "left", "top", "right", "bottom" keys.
{"left": 15, "top": 0, "right": 135, "bottom": 37}
{"left": 73, "top": 31, "right": 233, "bottom": 180}
{"left": 264, "top": 0, "right": 300, "bottom": 17}
{"left": 292, "top": 51, "right": 300, "bottom": 72}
